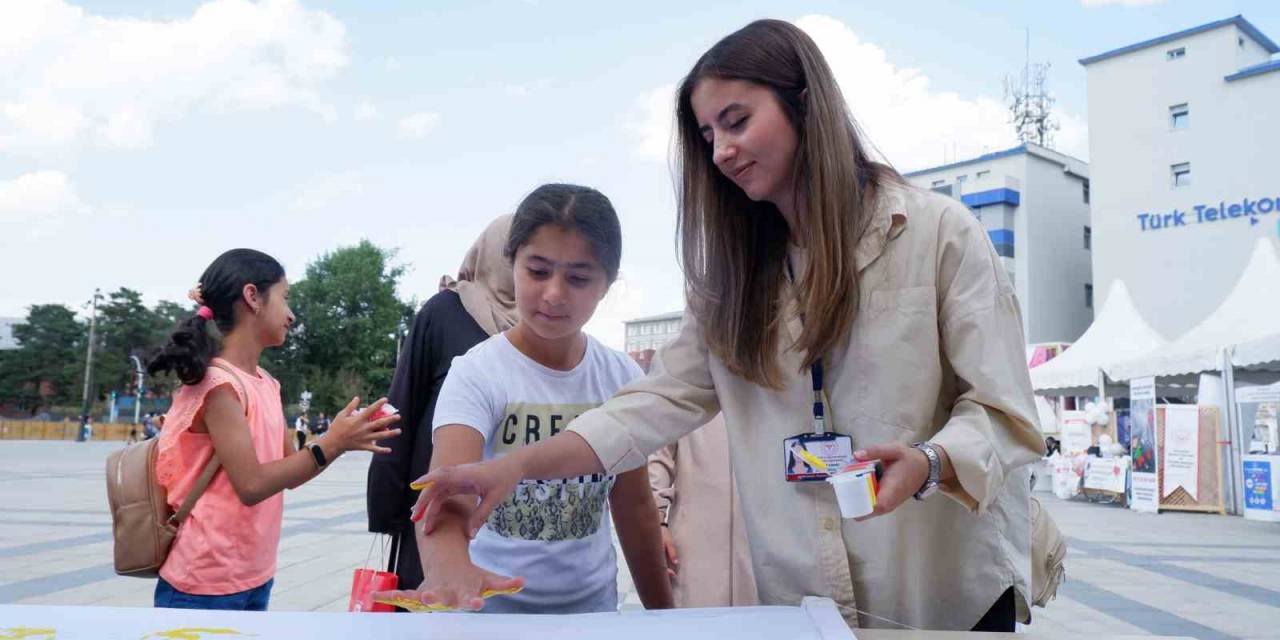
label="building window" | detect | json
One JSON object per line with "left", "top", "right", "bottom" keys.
{"left": 1170, "top": 103, "right": 1189, "bottom": 130}
{"left": 1166, "top": 47, "right": 1185, "bottom": 60}
{"left": 976, "top": 170, "right": 990, "bottom": 179}
{"left": 1171, "top": 162, "right": 1191, "bottom": 188}
{"left": 1082, "top": 179, "right": 1090, "bottom": 204}
{"left": 1085, "top": 284, "right": 1094, "bottom": 310}
{"left": 1239, "top": 36, "right": 1246, "bottom": 48}
{"left": 931, "top": 179, "right": 945, "bottom": 187}
{"left": 1084, "top": 226, "right": 1092, "bottom": 250}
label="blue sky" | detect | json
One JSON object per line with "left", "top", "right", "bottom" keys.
{"left": 2, "top": 0, "right": 1277, "bottom": 348}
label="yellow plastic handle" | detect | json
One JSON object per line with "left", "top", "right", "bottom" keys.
{"left": 373, "top": 586, "right": 524, "bottom": 613}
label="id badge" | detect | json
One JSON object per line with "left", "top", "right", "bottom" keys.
{"left": 783, "top": 432, "right": 855, "bottom": 482}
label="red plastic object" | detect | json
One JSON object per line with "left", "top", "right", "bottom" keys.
{"left": 349, "top": 568, "right": 399, "bottom": 612}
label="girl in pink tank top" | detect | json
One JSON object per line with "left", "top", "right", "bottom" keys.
{"left": 148, "top": 248, "right": 402, "bottom": 610}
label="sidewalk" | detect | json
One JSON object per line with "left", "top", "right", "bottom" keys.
{"left": 1, "top": 441, "right": 1277, "bottom": 638}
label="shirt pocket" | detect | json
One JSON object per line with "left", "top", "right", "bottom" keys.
{"left": 854, "top": 286, "right": 942, "bottom": 432}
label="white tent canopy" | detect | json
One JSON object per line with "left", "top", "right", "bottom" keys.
{"left": 1030, "top": 280, "right": 1167, "bottom": 396}
{"left": 1110, "top": 237, "right": 1280, "bottom": 381}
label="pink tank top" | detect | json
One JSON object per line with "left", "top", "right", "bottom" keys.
{"left": 156, "top": 357, "right": 286, "bottom": 595}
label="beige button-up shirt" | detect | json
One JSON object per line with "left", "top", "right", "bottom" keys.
{"left": 570, "top": 184, "right": 1045, "bottom": 631}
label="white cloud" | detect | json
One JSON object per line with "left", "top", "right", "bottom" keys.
{"left": 398, "top": 111, "right": 440, "bottom": 139}
{"left": 355, "top": 101, "right": 379, "bottom": 121}
{"left": 626, "top": 84, "right": 676, "bottom": 165}
{"left": 628, "top": 15, "right": 1088, "bottom": 171}
{"left": 1081, "top": 0, "right": 1167, "bottom": 7}
{"left": 0, "top": 0, "right": 349, "bottom": 158}
{"left": 0, "top": 170, "right": 89, "bottom": 241}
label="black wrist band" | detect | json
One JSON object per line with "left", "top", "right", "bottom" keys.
{"left": 307, "top": 442, "right": 328, "bottom": 468}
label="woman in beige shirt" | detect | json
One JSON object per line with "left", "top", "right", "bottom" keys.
{"left": 399, "top": 19, "right": 1044, "bottom": 631}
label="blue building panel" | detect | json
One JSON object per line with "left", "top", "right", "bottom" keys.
{"left": 962, "top": 188, "right": 1021, "bottom": 208}
{"left": 988, "top": 229, "right": 1015, "bottom": 245}
{"left": 1225, "top": 59, "right": 1280, "bottom": 82}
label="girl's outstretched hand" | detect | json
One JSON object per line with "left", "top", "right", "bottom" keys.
{"left": 325, "top": 396, "right": 401, "bottom": 454}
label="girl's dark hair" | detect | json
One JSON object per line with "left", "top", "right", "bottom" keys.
{"left": 504, "top": 183, "right": 622, "bottom": 283}
{"left": 148, "top": 248, "right": 286, "bottom": 385}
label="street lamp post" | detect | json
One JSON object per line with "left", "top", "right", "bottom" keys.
{"left": 77, "top": 288, "right": 103, "bottom": 442}
{"left": 129, "top": 354, "right": 145, "bottom": 425}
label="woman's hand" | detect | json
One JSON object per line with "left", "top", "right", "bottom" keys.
{"left": 372, "top": 557, "right": 524, "bottom": 612}
{"left": 660, "top": 525, "right": 679, "bottom": 578}
{"left": 410, "top": 455, "right": 525, "bottom": 538}
{"left": 322, "top": 397, "right": 401, "bottom": 455}
{"left": 852, "top": 443, "right": 931, "bottom": 519}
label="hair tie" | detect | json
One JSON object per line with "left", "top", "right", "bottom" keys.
{"left": 197, "top": 306, "right": 214, "bottom": 320}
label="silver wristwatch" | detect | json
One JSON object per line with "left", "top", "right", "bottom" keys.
{"left": 911, "top": 442, "right": 941, "bottom": 500}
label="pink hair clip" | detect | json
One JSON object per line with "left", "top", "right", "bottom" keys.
{"left": 187, "top": 283, "right": 205, "bottom": 305}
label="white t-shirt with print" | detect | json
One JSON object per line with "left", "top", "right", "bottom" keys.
{"left": 432, "top": 332, "right": 643, "bottom": 614}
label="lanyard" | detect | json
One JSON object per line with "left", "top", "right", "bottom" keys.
{"left": 788, "top": 256, "right": 828, "bottom": 436}
{"left": 811, "top": 359, "right": 826, "bottom": 435}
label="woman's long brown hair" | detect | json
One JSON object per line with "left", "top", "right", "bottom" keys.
{"left": 675, "top": 19, "right": 900, "bottom": 389}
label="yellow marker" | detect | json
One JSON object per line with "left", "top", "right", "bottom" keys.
{"left": 795, "top": 447, "right": 829, "bottom": 472}
{"left": 143, "top": 629, "right": 252, "bottom": 640}
{"left": 0, "top": 628, "right": 57, "bottom": 640}
{"left": 408, "top": 479, "right": 433, "bottom": 491}
{"left": 374, "top": 586, "right": 524, "bottom": 613}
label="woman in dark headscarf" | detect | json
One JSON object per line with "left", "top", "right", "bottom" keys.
{"left": 366, "top": 214, "right": 516, "bottom": 591}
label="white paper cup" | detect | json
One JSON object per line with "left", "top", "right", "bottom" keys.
{"left": 826, "top": 468, "right": 878, "bottom": 519}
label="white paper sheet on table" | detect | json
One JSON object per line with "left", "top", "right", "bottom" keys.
{"left": 0, "top": 597, "right": 856, "bottom": 640}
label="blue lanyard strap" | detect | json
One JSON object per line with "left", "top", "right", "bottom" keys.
{"left": 788, "top": 256, "right": 828, "bottom": 435}
{"left": 812, "top": 359, "right": 826, "bottom": 435}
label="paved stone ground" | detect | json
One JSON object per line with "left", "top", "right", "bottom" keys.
{"left": 2, "top": 441, "right": 1278, "bottom": 638}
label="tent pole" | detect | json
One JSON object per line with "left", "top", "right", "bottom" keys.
{"left": 1221, "top": 346, "right": 1242, "bottom": 515}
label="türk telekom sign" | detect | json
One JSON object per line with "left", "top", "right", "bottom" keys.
{"left": 1137, "top": 194, "right": 1280, "bottom": 232}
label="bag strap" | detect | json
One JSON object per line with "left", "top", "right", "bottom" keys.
{"left": 169, "top": 360, "right": 252, "bottom": 526}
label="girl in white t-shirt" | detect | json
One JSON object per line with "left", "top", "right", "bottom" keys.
{"left": 376, "top": 184, "right": 673, "bottom": 613}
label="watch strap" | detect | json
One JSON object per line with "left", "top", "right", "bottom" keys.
{"left": 307, "top": 442, "right": 328, "bottom": 468}
{"left": 911, "top": 442, "right": 941, "bottom": 500}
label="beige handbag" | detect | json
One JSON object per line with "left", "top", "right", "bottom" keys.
{"left": 105, "top": 361, "right": 249, "bottom": 578}
{"left": 1029, "top": 496, "right": 1067, "bottom": 606}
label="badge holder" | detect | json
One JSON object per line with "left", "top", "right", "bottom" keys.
{"left": 783, "top": 359, "right": 855, "bottom": 482}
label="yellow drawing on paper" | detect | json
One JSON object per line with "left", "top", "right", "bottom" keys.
{"left": 143, "top": 629, "right": 253, "bottom": 640}
{"left": 0, "top": 628, "right": 56, "bottom": 640}
{"left": 374, "top": 585, "right": 524, "bottom": 612}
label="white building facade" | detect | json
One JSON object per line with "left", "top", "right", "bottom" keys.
{"left": 624, "top": 311, "right": 683, "bottom": 373}
{"left": 1081, "top": 15, "right": 1280, "bottom": 339}
{"left": 906, "top": 143, "right": 1094, "bottom": 344}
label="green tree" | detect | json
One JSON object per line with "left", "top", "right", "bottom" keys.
{"left": 95, "top": 288, "right": 159, "bottom": 398}
{"left": 266, "top": 241, "right": 413, "bottom": 414}
{"left": 95, "top": 289, "right": 190, "bottom": 402}
{"left": 0, "top": 304, "right": 84, "bottom": 412}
